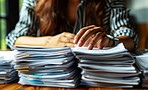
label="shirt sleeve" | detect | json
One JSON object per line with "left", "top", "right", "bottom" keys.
{"left": 6, "top": 0, "right": 35, "bottom": 49}
{"left": 109, "top": 0, "right": 138, "bottom": 50}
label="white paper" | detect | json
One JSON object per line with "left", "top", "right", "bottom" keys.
{"left": 72, "top": 43, "right": 127, "bottom": 55}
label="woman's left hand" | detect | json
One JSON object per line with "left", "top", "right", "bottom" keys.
{"left": 74, "top": 25, "right": 112, "bottom": 50}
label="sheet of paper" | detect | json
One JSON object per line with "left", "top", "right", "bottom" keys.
{"left": 136, "top": 52, "right": 148, "bottom": 69}
{"left": 72, "top": 43, "right": 127, "bottom": 55}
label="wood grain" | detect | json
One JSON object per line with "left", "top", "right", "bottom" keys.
{"left": 0, "top": 83, "right": 146, "bottom": 90}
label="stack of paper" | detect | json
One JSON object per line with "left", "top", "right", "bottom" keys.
{"left": 13, "top": 45, "right": 81, "bottom": 88}
{"left": 73, "top": 43, "right": 140, "bottom": 88}
{"left": 0, "top": 51, "right": 18, "bottom": 84}
{"left": 135, "top": 52, "right": 148, "bottom": 88}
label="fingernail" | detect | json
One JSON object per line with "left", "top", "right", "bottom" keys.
{"left": 88, "top": 44, "right": 93, "bottom": 50}
{"left": 78, "top": 41, "right": 82, "bottom": 47}
{"left": 73, "top": 39, "right": 77, "bottom": 44}
{"left": 99, "top": 46, "right": 103, "bottom": 49}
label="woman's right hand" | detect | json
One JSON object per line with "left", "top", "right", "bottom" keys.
{"left": 45, "top": 32, "right": 75, "bottom": 47}
{"left": 74, "top": 25, "right": 112, "bottom": 50}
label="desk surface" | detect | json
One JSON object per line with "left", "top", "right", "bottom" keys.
{"left": 0, "top": 83, "right": 145, "bottom": 90}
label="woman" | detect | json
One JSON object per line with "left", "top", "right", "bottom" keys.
{"left": 6, "top": 0, "right": 138, "bottom": 51}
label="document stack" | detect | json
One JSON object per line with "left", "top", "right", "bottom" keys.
{"left": 13, "top": 45, "right": 81, "bottom": 88}
{"left": 135, "top": 52, "right": 148, "bottom": 88}
{"left": 0, "top": 51, "right": 18, "bottom": 84}
{"left": 73, "top": 43, "right": 140, "bottom": 88}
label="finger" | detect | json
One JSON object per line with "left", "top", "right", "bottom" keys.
{"left": 58, "top": 42, "right": 74, "bottom": 47}
{"left": 60, "top": 37, "right": 69, "bottom": 42}
{"left": 99, "top": 36, "right": 109, "bottom": 49}
{"left": 82, "top": 36, "right": 93, "bottom": 47}
{"left": 78, "top": 27, "right": 103, "bottom": 47}
{"left": 63, "top": 32, "right": 75, "bottom": 39}
{"left": 60, "top": 37, "right": 74, "bottom": 43}
{"left": 56, "top": 42, "right": 66, "bottom": 47}
{"left": 65, "top": 43, "right": 75, "bottom": 47}
{"left": 97, "top": 38, "right": 103, "bottom": 49}
{"left": 74, "top": 25, "right": 96, "bottom": 44}
{"left": 69, "top": 38, "right": 74, "bottom": 43}
{"left": 88, "top": 32, "right": 106, "bottom": 50}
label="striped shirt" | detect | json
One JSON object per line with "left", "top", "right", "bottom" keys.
{"left": 6, "top": 0, "right": 138, "bottom": 50}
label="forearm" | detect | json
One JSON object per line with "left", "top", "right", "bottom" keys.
{"left": 14, "top": 36, "right": 51, "bottom": 46}
{"left": 14, "top": 32, "right": 75, "bottom": 47}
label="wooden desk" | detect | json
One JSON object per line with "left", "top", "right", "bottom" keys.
{"left": 0, "top": 83, "right": 145, "bottom": 90}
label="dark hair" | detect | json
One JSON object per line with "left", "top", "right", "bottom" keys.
{"left": 86, "top": 0, "right": 105, "bottom": 26}
{"left": 35, "top": 0, "right": 105, "bottom": 36}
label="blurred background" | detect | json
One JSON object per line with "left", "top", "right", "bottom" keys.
{"left": 126, "top": 0, "right": 148, "bottom": 49}
{"left": 0, "top": 0, "right": 148, "bottom": 50}
{"left": 0, "top": 0, "right": 23, "bottom": 50}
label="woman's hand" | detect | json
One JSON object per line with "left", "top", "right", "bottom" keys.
{"left": 74, "top": 25, "right": 113, "bottom": 50}
{"left": 15, "top": 32, "right": 75, "bottom": 48}
{"left": 45, "top": 32, "right": 75, "bottom": 47}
